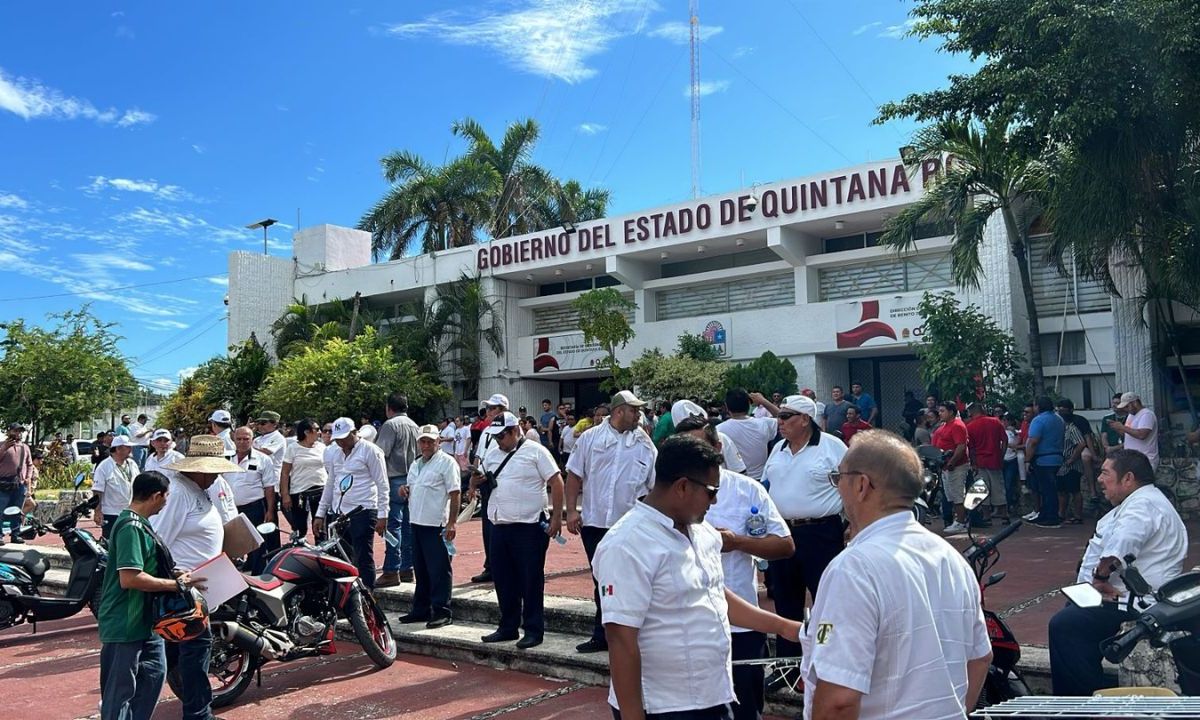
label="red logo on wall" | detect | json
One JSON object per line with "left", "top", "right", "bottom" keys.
{"left": 835, "top": 300, "right": 898, "bottom": 349}
{"left": 534, "top": 337, "right": 560, "bottom": 373}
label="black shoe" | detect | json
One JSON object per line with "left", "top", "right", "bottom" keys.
{"left": 470, "top": 571, "right": 493, "bottom": 583}
{"left": 426, "top": 616, "right": 453, "bottom": 629}
{"left": 575, "top": 638, "right": 607, "bottom": 653}
{"left": 516, "top": 633, "right": 543, "bottom": 649}
{"left": 8, "top": 536, "right": 21, "bottom": 544}
{"left": 481, "top": 630, "right": 518, "bottom": 643}
{"left": 397, "top": 613, "right": 430, "bottom": 624}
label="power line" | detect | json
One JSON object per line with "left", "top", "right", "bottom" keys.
{"left": 0, "top": 272, "right": 229, "bottom": 302}
{"left": 601, "top": 48, "right": 690, "bottom": 184}
{"left": 131, "top": 314, "right": 227, "bottom": 369}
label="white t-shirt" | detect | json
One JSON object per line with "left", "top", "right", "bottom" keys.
{"left": 560, "top": 425, "right": 578, "bottom": 454}
{"left": 128, "top": 422, "right": 151, "bottom": 447}
{"left": 716, "top": 416, "right": 778, "bottom": 480}
{"left": 440, "top": 424, "right": 457, "bottom": 455}
{"left": 762, "top": 430, "right": 847, "bottom": 520}
{"left": 482, "top": 439, "right": 560, "bottom": 524}
{"left": 144, "top": 449, "right": 184, "bottom": 476}
{"left": 408, "top": 450, "right": 461, "bottom": 527}
{"left": 1124, "top": 407, "right": 1159, "bottom": 469}
{"left": 703, "top": 468, "right": 789, "bottom": 632}
{"left": 282, "top": 441, "right": 328, "bottom": 494}
{"left": 565, "top": 419, "right": 657, "bottom": 529}
{"left": 216, "top": 428, "right": 235, "bottom": 458}
{"left": 150, "top": 474, "right": 225, "bottom": 572}
{"left": 524, "top": 428, "right": 542, "bottom": 444}
{"left": 208, "top": 476, "right": 238, "bottom": 524}
{"left": 593, "top": 501, "right": 735, "bottom": 713}
{"left": 454, "top": 425, "right": 470, "bottom": 456}
{"left": 717, "top": 431, "right": 748, "bottom": 474}
{"left": 93, "top": 456, "right": 139, "bottom": 516}
{"left": 1004, "top": 429, "right": 1018, "bottom": 462}
{"left": 801, "top": 512, "right": 990, "bottom": 720}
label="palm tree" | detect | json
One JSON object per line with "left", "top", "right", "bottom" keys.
{"left": 452, "top": 117, "right": 553, "bottom": 239}
{"left": 880, "top": 115, "right": 1049, "bottom": 394}
{"left": 270, "top": 295, "right": 386, "bottom": 359}
{"left": 431, "top": 273, "right": 504, "bottom": 401}
{"left": 535, "top": 179, "right": 611, "bottom": 229}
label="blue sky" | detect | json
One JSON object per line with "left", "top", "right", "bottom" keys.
{"left": 0, "top": 1, "right": 970, "bottom": 395}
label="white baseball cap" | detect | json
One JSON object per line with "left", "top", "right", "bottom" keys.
{"left": 208, "top": 409, "right": 232, "bottom": 424}
{"left": 780, "top": 395, "right": 818, "bottom": 418}
{"left": 1116, "top": 392, "right": 1141, "bottom": 410}
{"left": 610, "top": 390, "right": 647, "bottom": 409}
{"left": 417, "top": 424, "right": 440, "bottom": 441}
{"left": 486, "top": 393, "right": 510, "bottom": 409}
{"left": 330, "top": 417, "right": 357, "bottom": 440}
{"left": 151, "top": 428, "right": 173, "bottom": 441}
{"left": 484, "top": 411, "right": 520, "bottom": 435}
{"left": 110, "top": 435, "right": 133, "bottom": 449}
{"left": 671, "top": 400, "right": 707, "bottom": 427}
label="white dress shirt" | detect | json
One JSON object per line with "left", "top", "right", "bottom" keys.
{"left": 594, "top": 501, "right": 735, "bottom": 713}
{"left": 282, "top": 440, "right": 328, "bottom": 494}
{"left": 801, "top": 511, "right": 990, "bottom": 720}
{"left": 1124, "top": 408, "right": 1159, "bottom": 469}
{"left": 93, "top": 456, "right": 140, "bottom": 516}
{"left": 566, "top": 419, "right": 656, "bottom": 529}
{"left": 716, "top": 417, "right": 778, "bottom": 480}
{"left": 1076, "top": 484, "right": 1187, "bottom": 604}
{"left": 482, "top": 440, "right": 560, "bottom": 524}
{"left": 718, "top": 431, "right": 748, "bottom": 474}
{"left": 408, "top": 450, "right": 460, "bottom": 527}
{"left": 150, "top": 474, "right": 224, "bottom": 572}
{"left": 128, "top": 422, "right": 151, "bottom": 447}
{"left": 440, "top": 424, "right": 457, "bottom": 455}
{"left": 318, "top": 439, "right": 389, "bottom": 519}
{"left": 208, "top": 477, "right": 238, "bottom": 524}
{"left": 225, "top": 449, "right": 278, "bottom": 506}
{"left": 144, "top": 449, "right": 184, "bottom": 476}
{"left": 216, "top": 428, "right": 235, "bottom": 458}
{"left": 560, "top": 425, "right": 578, "bottom": 454}
{"left": 762, "top": 430, "right": 847, "bottom": 520}
{"left": 253, "top": 430, "right": 287, "bottom": 457}
{"left": 703, "top": 468, "right": 789, "bottom": 632}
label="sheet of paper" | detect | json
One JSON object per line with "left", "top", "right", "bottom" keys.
{"left": 222, "top": 513, "right": 264, "bottom": 558}
{"left": 191, "top": 553, "right": 250, "bottom": 608}
{"left": 456, "top": 495, "right": 478, "bottom": 524}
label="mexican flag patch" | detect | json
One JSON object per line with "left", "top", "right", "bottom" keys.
{"left": 601, "top": 584, "right": 614, "bottom": 596}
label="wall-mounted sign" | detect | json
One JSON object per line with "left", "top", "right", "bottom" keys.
{"left": 702, "top": 319, "right": 729, "bottom": 357}
{"left": 835, "top": 298, "right": 923, "bottom": 349}
{"left": 533, "top": 333, "right": 606, "bottom": 374}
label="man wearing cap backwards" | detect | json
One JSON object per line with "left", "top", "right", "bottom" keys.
{"left": 252, "top": 411, "right": 286, "bottom": 457}
{"left": 93, "top": 435, "right": 141, "bottom": 540}
{"left": 467, "top": 393, "right": 510, "bottom": 584}
{"left": 314, "top": 418, "right": 389, "bottom": 589}
{"left": 469, "top": 410, "right": 565, "bottom": 649}
{"left": 160, "top": 435, "right": 240, "bottom": 720}
{"left": 226, "top": 426, "right": 279, "bottom": 574}
{"left": 397, "top": 424, "right": 461, "bottom": 628}
{"left": 208, "top": 410, "right": 235, "bottom": 458}
{"left": 565, "top": 390, "right": 658, "bottom": 654}
{"left": 760, "top": 394, "right": 848, "bottom": 659}
{"left": 376, "top": 393, "right": 421, "bottom": 588}
{"left": 0, "top": 423, "right": 33, "bottom": 545}
{"left": 144, "top": 428, "right": 184, "bottom": 476}
{"left": 1108, "top": 392, "right": 1159, "bottom": 470}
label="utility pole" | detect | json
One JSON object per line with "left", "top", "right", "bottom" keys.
{"left": 689, "top": 0, "right": 701, "bottom": 199}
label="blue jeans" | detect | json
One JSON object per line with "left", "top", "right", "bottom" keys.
{"left": 1003, "top": 459, "right": 1020, "bottom": 508}
{"left": 0, "top": 482, "right": 26, "bottom": 540}
{"left": 384, "top": 474, "right": 412, "bottom": 573}
{"left": 1032, "top": 464, "right": 1061, "bottom": 523}
{"left": 132, "top": 447, "right": 148, "bottom": 469}
{"left": 165, "top": 625, "right": 213, "bottom": 720}
{"left": 100, "top": 637, "right": 166, "bottom": 720}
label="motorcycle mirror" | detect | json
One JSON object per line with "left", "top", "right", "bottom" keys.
{"left": 256, "top": 522, "right": 277, "bottom": 536}
{"left": 73, "top": 471, "right": 87, "bottom": 489}
{"left": 2, "top": 506, "right": 19, "bottom": 517}
{"left": 338, "top": 474, "right": 354, "bottom": 494}
{"left": 964, "top": 477, "right": 989, "bottom": 511}
{"left": 1061, "top": 582, "right": 1104, "bottom": 608}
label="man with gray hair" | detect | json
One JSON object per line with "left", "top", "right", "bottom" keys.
{"left": 803, "top": 430, "right": 991, "bottom": 719}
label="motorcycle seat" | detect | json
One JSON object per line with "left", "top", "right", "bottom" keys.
{"left": 0, "top": 548, "right": 48, "bottom": 584}
{"left": 244, "top": 573, "right": 283, "bottom": 591}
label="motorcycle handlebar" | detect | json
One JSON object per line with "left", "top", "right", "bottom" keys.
{"left": 1103, "top": 621, "right": 1151, "bottom": 664}
{"left": 963, "top": 520, "right": 1022, "bottom": 564}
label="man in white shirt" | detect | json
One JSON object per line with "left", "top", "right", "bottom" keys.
{"left": 143, "top": 429, "right": 184, "bottom": 476}
{"left": 752, "top": 392, "right": 782, "bottom": 420}
{"left": 1108, "top": 392, "right": 1159, "bottom": 470}
{"left": 1049, "top": 448, "right": 1188, "bottom": 695}
{"left": 454, "top": 418, "right": 471, "bottom": 470}
{"left": 672, "top": 400, "right": 749, "bottom": 474}
{"left": 469, "top": 411, "right": 564, "bottom": 649}
{"left": 252, "top": 411, "right": 287, "bottom": 457}
{"left": 397, "top": 425, "right": 461, "bottom": 629}
{"left": 226, "top": 426, "right": 279, "bottom": 573}
{"left": 760, "top": 394, "right": 848, "bottom": 658}
{"left": 92, "top": 435, "right": 140, "bottom": 539}
{"left": 802, "top": 430, "right": 991, "bottom": 719}
{"left": 359, "top": 415, "right": 378, "bottom": 444}
{"left": 128, "top": 413, "right": 152, "bottom": 469}
{"left": 594, "top": 434, "right": 803, "bottom": 720}
{"left": 376, "top": 393, "right": 421, "bottom": 587}
{"left": 314, "top": 417, "right": 389, "bottom": 589}
{"left": 208, "top": 409, "right": 235, "bottom": 458}
{"left": 439, "top": 418, "right": 457, "bottom": 456}
{"left": 565, "top": 390, "right": 658, "bottom": 654}
{"left": 717, "top": 388, "right": 780, "bottom": 481}
{"left": 675, "top": 416, "right": 794, "bottom": 720}
{"left": 160, "top": 434, "right": 240, "bottom": 720}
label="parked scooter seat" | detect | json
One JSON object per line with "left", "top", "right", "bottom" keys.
{"left": 0, "top": 548, "right": 48, "bottom": 584}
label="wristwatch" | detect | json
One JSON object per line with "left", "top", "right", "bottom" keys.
{"left": 175, "top": 577, "right": 187, "bottom": 594}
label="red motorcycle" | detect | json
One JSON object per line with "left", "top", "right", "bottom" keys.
{"left": 169, "top": 505, "right": 396, "bottom": 708}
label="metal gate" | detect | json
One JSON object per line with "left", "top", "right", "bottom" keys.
{"left": 848, "top": 356, "right": 924, "bottom": 434}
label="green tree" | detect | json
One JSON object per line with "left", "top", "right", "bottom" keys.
{"left": 914, "top": 291, "right": 1031, "bottom": 408}
{"left": 879, "top": 116, "right": 1048, "bottom": 394}
{"left": 270, "top": 295, "right": 386, "bottom": 359}
{"left": 193, "top": 335, "right": 272, "bottom": 425}
{"left": 572, "top": 288, "right": 637, "bottom": 393}
{"left": 630, "top": 349, "right": 727, "bottom": 405}
{"left": 676, "top": 333, "right": 720, "bottom": 362}
{"left": 0, "top": 307, "right": 134, "bottom": 440}
{"left": 156, "top": 377, "right": 218, "bottom": 436}
{"left": 255, "top": 328, "right": 450, "bottom": 424}
{"left": 724, "top": 351, "right": 799, "bottom": 397}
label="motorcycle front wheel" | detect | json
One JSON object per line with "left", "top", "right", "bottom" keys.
{"left": 348, "top": 588, "right": 397, "bottom": 668}
{"left": 167, "top": 635, "right": 258, "bottom": 709}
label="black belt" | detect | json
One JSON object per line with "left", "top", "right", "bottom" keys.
{"left": 786, "top": 514, "right": 841, "bottom": 527}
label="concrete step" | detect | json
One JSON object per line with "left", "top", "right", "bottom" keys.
{"left": 372, "top": 582, "right": 597, "bottom": 636}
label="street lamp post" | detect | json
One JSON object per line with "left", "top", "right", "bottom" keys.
{"left": 246, "top": 218, "right": 279, "bottom": 255}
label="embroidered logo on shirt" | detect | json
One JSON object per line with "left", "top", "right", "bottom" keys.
{"left": 601, "top": 584, "right": 614, "bottom": 596}
{"left": 816, "top": 623, "right": 833, "bottom": 645}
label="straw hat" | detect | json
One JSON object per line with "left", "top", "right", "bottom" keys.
{"left": 166, "top": 435, "right": 242, "bottom": 474}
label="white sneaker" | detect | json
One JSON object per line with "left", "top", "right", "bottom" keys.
{"left": 1022, "top": 511, "right": 1039, "bottom": 521}
{"left": 942, "top": 521, "right": 968, "bottom": 536}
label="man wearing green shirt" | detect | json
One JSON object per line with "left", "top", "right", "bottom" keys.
{"left": 651, "top": 401, "right": 674, "bottom": 446}
{"left": 1100, "top": 392, "right": 1126, "bottom": 456}
{"left": 98, "top": 471, "right": 198, "bottom": 720}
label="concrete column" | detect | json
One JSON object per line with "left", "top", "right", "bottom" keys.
{"left": 1110, "top": 251, "right": 1156, "bottom": 405}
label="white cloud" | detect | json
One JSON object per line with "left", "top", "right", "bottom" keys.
{"left": 85, "top": 176, "right": 194, "bottom": 202}
{"left": 386, "top": 0, "right": 656, "bottom": 83}
{"left": 114, "top": 207, "right": 247, "bottom": 243}
{"left": 648, "top": 21, "right": 722, "bottom": 44}
{"left": 0, "top": 67, "right": 156, "bottom": 126}
{"left": 577, "top": 123, "right": 607, "bottom": 135}
{"left": 191, "top": 144, "right": 205, "bottom": 154}
{"left": 178, "top": 366, "right": 199, "bottom": 380}
{"left": 0, "top": 193, "right": 28, "bottom": 209}
{"left": 684, "top": 79, "right": 731, "bottom": 98}
{"left": 146, "top": 321, "right": 189, "bottom": 331}
{"left": 207, "top": 277, "right": 229, "bottom": 287}
{"left": 852, "top": 21, "right": 882, "bottom": 36}
{"left": 71, "top": 253, "right": 154, "bottom": 273}
{"left": 879, "top": 19, "right": 918, "bottom": 39}
{"left": 731, "top": 46, "right": 754, "bottom": 59}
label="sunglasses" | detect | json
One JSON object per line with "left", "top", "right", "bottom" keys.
{"left": 828, "top": 469, "right": 870, "bottom": 488}
{"left": 778, "top": 412, "right": 801, "bottom": 421}
{"left": 684, "top": 476, "right": 720, "bottom": 499}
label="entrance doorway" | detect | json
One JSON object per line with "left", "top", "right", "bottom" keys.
{"left": 848, "top": 355, "right": 924, "bottom": 432}
{"left": 557, "top": 377, "right": 607, "bottom": 416}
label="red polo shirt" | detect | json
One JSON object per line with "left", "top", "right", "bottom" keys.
{"left": 966, "top": 414, "right": 1008, "bottom": 471}
{"left": 841, "top": 419, "right": 873, "bottom": 443}
{"left": 932, "top": 417, "right": 969, "bottom": 467}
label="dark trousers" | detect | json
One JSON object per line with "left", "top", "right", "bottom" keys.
{"left": 491, "top": 521, "right": 549, "bottom": 636}
{"left": 165, "top": 625, "right": 213, "bottom": 720}
{"left": 769, "top": 517, "right": 844, "bottom": 657}
{"left": 480, "top": 485, "right": 493, "bottom": 572}
{"left": 411, "top": 523, "right": 453, "bottom": 619}
{"left": 237, "top": 499, "right": 269, "bottom": 574}
{"left": 287, "top": 489, "right": 322, "bottom": 540}
{"left": 100, "top": 637, "right": 166, "bottom": 720}
{"left": 1032, "top": 464, "right": 1061, "bottom": 523}
{"left": 1003, "top": 459, "right": 1020, "bottom": 509}
{"left": 384, "top": 474, "right": 413, "bottom": 573}
{"left": 0, "top": 481, "right": 25, "bottom": 540}
{"left": 581, "top": 525, "right": 609, "bottom": 643}
{"left": 612, "top": 704, "right": 732, "bottom": 720}
{"left": 731, "top": 631, "right": 766, "bottom": 720}
{"left": 1049, "top": 601, "right": 1134, "bottom": 695}
{"left": 346, "top": 510, "right": 378, "bottom": 590}
{"left": 102, "top": 513, "right": 118, "bottom": 541}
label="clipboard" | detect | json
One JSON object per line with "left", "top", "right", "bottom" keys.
{"left": 222, "top": 513, "right": 264, "bottom": 558}
{"left": 191, "top": 553, "right": 249, "bottom": 608}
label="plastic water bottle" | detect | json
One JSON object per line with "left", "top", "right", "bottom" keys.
{"left": 540, "top": 521, "right": 568, "bottom": 545}
{"left": 746, "top": 506, "right": 769, "bottom": 571}
{"left": 441, "top": 529, "right": 457, "bottom": 557}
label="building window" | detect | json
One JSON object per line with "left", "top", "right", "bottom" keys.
{"left": 817, "top": 254, "right": 954, "bottom": 301}
{"left": 1055, "top": 374, "right": 1118, "bottom": 411}
{"left": 656, "top": 271, "right": 794, "bottom": 321}
{"left": 1027, "top": 235, "right": 1111, "bottom": 316}
{"left": 821, "top": 222, "right": 951, "bottom": 254}
{"left": 1041, "top": 331, "right": 1087, "bottom": 366}
{"left": 537, "top": 275, "right": 620, "bottom": 297}
{"left": 660, "top": 248, "right": 779, "bottom": 279}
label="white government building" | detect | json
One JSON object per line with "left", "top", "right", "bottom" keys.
{"left": 227, "top": 157, "right": 1177, "bottom": 427}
